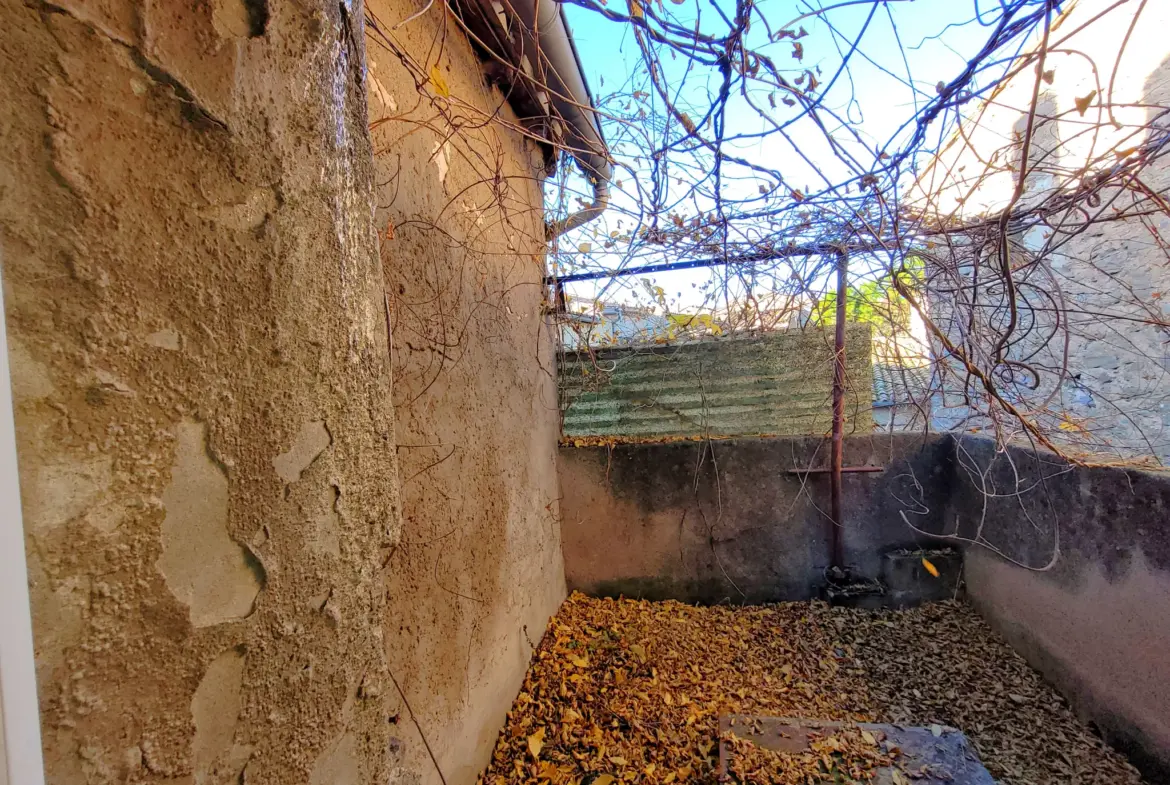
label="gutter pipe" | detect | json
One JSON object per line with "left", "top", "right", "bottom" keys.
{"left": 492, "top": 0, "right": 611, "bottom": 238}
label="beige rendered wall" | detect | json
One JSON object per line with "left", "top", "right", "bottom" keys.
{"left": 2, "top": 2, "right": 403, "bottom": 783}
{"left": 364, "top": 5, "right": 566, "bottom": 785}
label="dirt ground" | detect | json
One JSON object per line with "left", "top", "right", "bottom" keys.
{"left": 480, "top": 593, "right": 1144, "bottom": 785}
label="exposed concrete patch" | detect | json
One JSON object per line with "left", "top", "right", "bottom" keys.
{"left": 199, "top": 186, "right": 277, "bottom": 231}
{"left": 308, "top": 731, "right": 360, "bottom": 785}
{"left": 191, "top": 647, "right": 247, "bottom": 784}
{"left": 210, "top": 0, "right": 253, "bottom": 39}
{"left": 272, "top": 420, "right": 332, "bottom": 484}
{"left": 6, "top": 336, "right": 55, "bottom": 401}
{"left": 141, "top": 0, "right": 239, "bottom": 124}
{"left": 157, "top": 420, "right": 263, "bottom": 627}
{"left": 307, "top": 485, "right": 343, "bottom": 557}
{"left": 92, "top": 368, "right": 135, "bottom": 396}
{"left": 145, "top": 328, "right": 182, "bottom": 351}
{"left": 27, "top": 454, "right": 113, "bottom": 533}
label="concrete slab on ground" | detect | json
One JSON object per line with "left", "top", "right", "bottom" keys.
{"left": 718, "top": 715, "right": 995, "bottom": 784}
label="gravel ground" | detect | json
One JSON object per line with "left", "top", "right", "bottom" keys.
{"left": 480, "top": 593, "right": 1144, "bottom": 785}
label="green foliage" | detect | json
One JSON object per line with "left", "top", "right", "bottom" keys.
{"left": 811, "top": 256, "right": 924, "bottom": 336}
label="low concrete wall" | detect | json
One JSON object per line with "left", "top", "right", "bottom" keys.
{"left": 559, "top": 433, "right": 1170, "bottom": 780}
{"left": 558, "top": 434, "right": 955, "bottom": 604}
{"left": 948, "top": 438, "right": 1170, "bottom": 782}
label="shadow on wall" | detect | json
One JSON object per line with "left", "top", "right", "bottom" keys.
{"left": 557, "top": 433, "right": 958, "bottom": 605}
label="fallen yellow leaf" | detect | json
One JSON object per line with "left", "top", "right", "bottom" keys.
{"left": 527, "top": 727, "right": 545, "bottom": 759}
{"left": 922, "top": 557, "right": 940, "bottom": 578}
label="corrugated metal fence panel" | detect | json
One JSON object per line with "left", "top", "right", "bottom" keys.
{"left": 559, "top": 325, "right": 873, "bottom": 438}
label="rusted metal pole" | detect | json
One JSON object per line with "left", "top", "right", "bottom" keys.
{"left": 829, "top": 248, "right": 848, "bottom": 571}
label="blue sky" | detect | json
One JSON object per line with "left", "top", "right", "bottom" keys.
{"left": 554, "top": 0, "right": 1040, "bottom": 311}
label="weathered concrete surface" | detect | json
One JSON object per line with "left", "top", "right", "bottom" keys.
{"left": 2, "top": 2, "right": 401, "bottom": 783}
{"left": 365, "top": 5, "right": 565, "bottom": 785}
{"left": 558, "top": 435, "right": 954, "bottom": 604}
{"left": 949, "top": 438, "right": 1170, "bottom": 782}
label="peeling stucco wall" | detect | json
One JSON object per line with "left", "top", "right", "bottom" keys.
{"left": 2, "top": 1, "right": 401, "bottom": 782}
{"left": 364, "top": 5, "right": 566, "bottom": 784}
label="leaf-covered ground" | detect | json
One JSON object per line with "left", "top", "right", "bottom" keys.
{"left": 480, "top": 593, "right": 1144, "bottom": 785}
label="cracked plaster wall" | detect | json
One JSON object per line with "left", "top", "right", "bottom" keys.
{"left": 1, "top": 0, "right": 402, "bottom": 782}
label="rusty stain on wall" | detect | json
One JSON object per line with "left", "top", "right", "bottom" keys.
{"left": 272, "top": 420, "right": 332, "bottom": 485}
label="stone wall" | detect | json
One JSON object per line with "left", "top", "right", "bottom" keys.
{"left": 2, "top": 2, "right": 401, "bottom": 783}
{"left": 915, "top": 0, "right": 1170, "bottom": 461}
{"left": 365, "top": 5, "right": 567, "bottom": 785}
